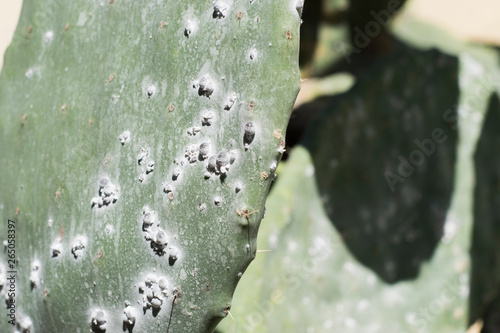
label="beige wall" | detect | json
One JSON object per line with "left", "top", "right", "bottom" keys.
{"left": 404, "top": 0, "right": 500, "bottom": 45}
{"left": 0, "top": 0, "right": 22, "bottom": 70}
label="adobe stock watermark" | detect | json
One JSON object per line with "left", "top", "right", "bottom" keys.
{"left": 384, "top": 124, "right": 451, "bottom": 193}
{"left": 335, "top": 0, "right": 402, "bottom": 63}
{"left": 385, "top": 71, "right": 500, "bottom": 192}
{"left": 406, "top": 275, "right": 465, "bottom": 331}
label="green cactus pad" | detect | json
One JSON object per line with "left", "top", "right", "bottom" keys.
{"left": 0, "top": 0, "right": 301, "bottom": 332}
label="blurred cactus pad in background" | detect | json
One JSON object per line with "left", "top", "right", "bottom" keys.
{"left": 1, "top": 0, "right": 500, "bottom": 333}
{"left": 218, "top": 0, "right": 500, "bottom": 332}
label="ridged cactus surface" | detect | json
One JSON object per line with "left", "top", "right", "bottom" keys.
{"left": 0, "top": 0, "right": 301, "bottom": 332}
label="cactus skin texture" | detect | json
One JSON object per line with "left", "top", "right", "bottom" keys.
{"left": 0, "top": 0, "right": 301, "bottom": 332}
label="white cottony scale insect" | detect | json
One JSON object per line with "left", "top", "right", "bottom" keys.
{"left": 244, "top": 122, "right": 256, "bottom": 147}
{"left": 224, "top": 92, "right": 237, "bottom": 110}
{"left": 123, "top": 302, "right": 136, "bottom": 327}
{"left": 199, "top": 142, "right": 210, "bottom": 160}
{"left": 198, "top": 75, "right": 215, "bottom": 98}
{"left": 212, "top": 0, "right": 228, "bottom": 18}
{"left": 216, "top": 151, "right": 230, "bottom": 174}
{"left": 91, "top": 310, "right": 107, "bottom": 332}
{"left": 184, "top": 21, "right": 193, "bottom": 37}
{"left": 118, "top": 130, "right": 131, "bottom": 145}
{"left": 201, "top": 111, "right": 214, "bottom": 126}
{"left": 207, "top": 155, "right": 217, "bottom": 172}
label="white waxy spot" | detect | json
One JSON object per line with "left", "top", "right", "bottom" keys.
{"left": 185, "top": 144, "right": 199, "bottom": 164}
{"left": 249, "top": 48, "right": 258, "bottom": 60}
{"left": 25, "top": 68, "right": 34, "bottom": 79}
{"left": 142, "top": 206, "right": 156, "bottom": 231}
{"left": 244, "top": 122, "right": 256, "bottom": 148}
{"left": 146, "top": 160, "right": 155, "bottom": 174}
{"left": 91, "top": 310, "right": 107, "bottom": 332}
{"left": 212, "top": 0, "right": 229, "bottom": 18}
{"left": 234, "top": 182, "right": 243, "bottom": 193}
{"left": 169, "top": 246, "right": 179, "bottom": 265}
{"left": 229, "top": 150, "right": 237, "bottom": 164}
{"left": 118, "top": 131, "right": 130, "bottom": 145}
{"left": 0, "top": 263, "right": 6, "bottom": 290}
{"left": 137, "top": 148, "right": 148, "bottom": 165}
{"left": 295, "top": 0, "right": 304, "bottom": 16}
{"left": 99, "top": 176, "right": 109, "bottom": 188}
{"left": 139, "top": 274, "right": 170, "bottom": 313}
{"left": 154, "top": 229, "right": 169, "bottom": 251}
{"left": 199, "top": 142, "right": 210, "bottom": 160}
{"left": 92, "top": 177, "right": 119, "bottom": 208}
{"left": 104, "top": 224, "right": 114, "bottom": 236}
{"left": 244, "top": 122, "right": 256, "bottom": 139}
{"left": 172, "top": 167, "right": 181, "bottom": 179}
{"left": 91, "top": 196, "right": 103, "bottom": 208}
{"left": 44, "top": 31, "right": 54, "bottom": 44}
{"left": 51, "top": 237, "right": 63, "bottom": 257}
{"left": 214, "top": 196, "right": 222, "bottom": 206}
{"left": 147, "top": 85, "right": 156, "bottom": 97}
{"left": 187, "top": 126, "right": 201, "bottom": 136}
{"left": 71, "top": 236, "right": 87, "bottom": 259}
{"left": 201, "top": 111, "right": 214, "bottom": 126}
{"left": 197, "top": 75, "right": 215, "bottom": 98}
{"left": 123, "top": 303, "right": 137, "bottom": 327}
{"left": 158, "top": 278, "right": 168, "bottom": 291}
{"left": 184, "top": 21, "right": 193, "bottom": 37}
{"left": 163, "top": 184, "right": 173, "bottom": 194}
{"left": 207, "top": 155, "right": 217, "bottom": 173}
{"left": 29, "top": 260, "right": 42, "bottom": 288}
{"left": 277, "top": 140, "right": 286, "bottom": 154}
{"left": 216, "top": 151, "right": 230, "bottom": 174}
{"left": 224, "top": 92, "right": 237, "bottom": 110}
{"left": 16, "top": 314, "right": 33, "bottom": 333}
{"left": 151, "top": 297, "right": 162, "bottom": 309}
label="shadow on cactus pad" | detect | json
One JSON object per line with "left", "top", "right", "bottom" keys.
{"left": 304, "top": 45, "right": 459, "bottom": 283}
{"left": 470, "top": 93, "right": 500, "bottom": 332}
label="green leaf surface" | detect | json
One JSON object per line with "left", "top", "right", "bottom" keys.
{"left": 0, "top": 0, "right": 301, "bottom": 332}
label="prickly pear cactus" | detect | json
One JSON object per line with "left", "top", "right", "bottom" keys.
{"left": 0, "top": 0, "right": 301, "bottom": 332}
